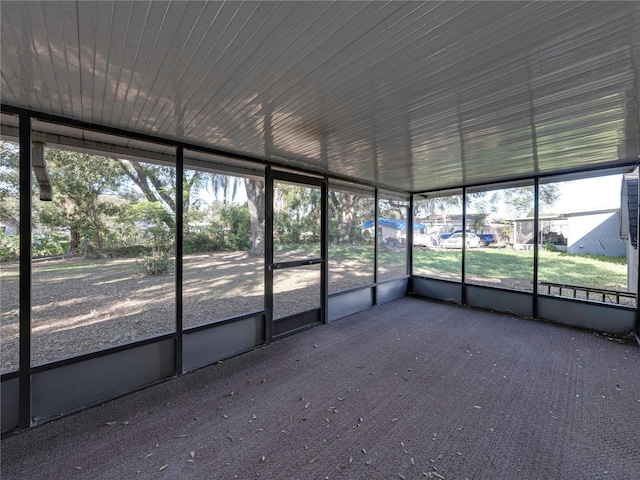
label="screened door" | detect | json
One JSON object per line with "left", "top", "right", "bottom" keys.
{"left": 267, "top": 171, "right": 326, "bottom": 339}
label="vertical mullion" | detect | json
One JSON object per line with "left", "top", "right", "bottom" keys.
{"left": 533, "top": 178, "right": 540, "bottom": 319}
{"left": 175, "top": 146, "right": 183, "bottom": 374}
{"left": 321, "top": 176, "right": 328, "bottom": 324}
{"left": 407, "top": 194, "right": 414, "bottom": 277}
{"left": 18, "top": 114, "right": 32, "bottom": 429}
{"left": 461, "top": 187, "right": 467, "bottom": 305}
{"left": 373, "top": 188, "right": 379, "bottom": 304}
{"left": 265, "top": 166, "right": 274, "bottom": 342}
{"left": 636, "top": 167, "right": 640, "bottom": 335}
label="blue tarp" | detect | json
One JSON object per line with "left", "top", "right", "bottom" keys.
{"left": 360, "top": 218, "right": 426, "bottom": 233}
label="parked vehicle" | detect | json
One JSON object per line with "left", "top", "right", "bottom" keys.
{"left": 413, "top": 233, "right": 438, "bottom": 248}
{"left": 440, "top": 229, "right": 496, "bottom": 246}
{"left": 441, "top": 232, "right": 481, "bottom": 249}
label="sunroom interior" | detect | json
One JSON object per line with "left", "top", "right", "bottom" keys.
{"left": 1, "top": 1, "right": 639, "bottom": 434}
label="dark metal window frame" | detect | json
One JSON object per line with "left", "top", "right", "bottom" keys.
{"left": 411, "top": 169, "right": 640, "bottom": 334}
{"left": 2, "top": 103, "right": 638, "bottom": 433}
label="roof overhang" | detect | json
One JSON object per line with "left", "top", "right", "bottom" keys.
{"left": 2, "top": 1, "right": 639, "bottom": 192}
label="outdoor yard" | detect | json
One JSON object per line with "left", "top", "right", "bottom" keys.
{"left": 413, "top": 246, "right": 628, "bottom": 292}
{"left": 1, "top": 252, "right": 268, "bottom": 371}
{"left": 0, "top": 246, "right": 630, "bottom": 372}
{"left": 0, "top": 248, "right": 382, "bottom": 371}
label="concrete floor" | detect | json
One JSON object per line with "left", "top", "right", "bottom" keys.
{"left": 2, "top": 297, "right": 639, "bottom": 479}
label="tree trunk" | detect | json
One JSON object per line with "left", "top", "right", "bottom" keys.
{"left": 329, "top": 192, "right": 358, "bottom": 244}
{"left": 245, "top": 178, "right": 265, "bottom": 257}
{"left": 117, "top": 160, "right": 177, "bottom": 231}
{"left": 69, "top": 227, "right": 81, "bottom": 253}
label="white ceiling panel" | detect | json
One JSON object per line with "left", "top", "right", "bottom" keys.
{"left": 1, "top": 1, "right": 638, "bottom": 193}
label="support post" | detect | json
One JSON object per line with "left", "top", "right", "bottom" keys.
{"left": 533, "top": 178, "right": 540, "bottom": 319}
{"left": 373, "top": 188, "right": 379, "bottom": 304}
{"left": 265, "top": 166, "right": 274, "bottom": 342}
{"left": 461, "top": 187, "right": 467, "bottom": 305}
{"left": 407, "top": 194, "right": 414, "bottom": 277}
{"left": 18, "top": 114, "right": 32, "bottom": 429}
{"left": 175, "top": 146, "right": 183, "bottom": 374}
{"left": 321, "top": 176, "right": 329, "bottom": 324}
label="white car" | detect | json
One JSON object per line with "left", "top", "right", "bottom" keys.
{"left": 441, "top": 232, "right": 481, "bottom": 249}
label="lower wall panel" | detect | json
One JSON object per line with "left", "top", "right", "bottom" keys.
{"left": 411, "top": 277, "right": 462, "bottom": 303}
{"left": 328, "top": 287, "right": 374, "bottom": 323}
{"left": 377, "top": 278, "right": 408, "bottom": 304}
{"left": 31, "top": 339, "right": 175, "bottom": 424}
{"left": 273, "top": 309, "right": 321, "bottom": 339}
{"left": 1, "top": 377, "right": 19, "bottom": 434}
{"left": 465, "top": 284, "right": 533, "bottom": 317}
{"left": 183, "top": 314, "right": 265, "bottom": 373}
{"left": 538, "top": 296, "right": 635, "bottom": 335}
{"left": 412, "top": 276, "right": 635, "bottom": 336}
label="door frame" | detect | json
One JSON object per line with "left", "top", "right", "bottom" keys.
{"left": 265, "top": 167, "right": 328, "bottom": 341}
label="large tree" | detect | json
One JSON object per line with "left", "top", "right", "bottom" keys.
{"left": 0, "top": 141, "right": 21, "bottom": 230}
{"left": 117, "top": 160, "right": 180, "bottom": 231}
{"left": 502, "top": 185, "right": 560, "bottom": 218}
{"left": 210, "top": 173, "right": 242, "bottom": 207}
{"left": 245, "top": 178, "right": 265, "bottom": 257}
{"left": 42, "top": 149, "right": 123, "bottom": 255}
{"left": 329, "top": 191, "right": 360, "bottom": 244}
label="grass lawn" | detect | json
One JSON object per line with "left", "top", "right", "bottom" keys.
{"left": 0, "top": 245, "right": 630, "bottom": 372}
{"left": 412, "top": 247, "right": 628, "bottom": 291}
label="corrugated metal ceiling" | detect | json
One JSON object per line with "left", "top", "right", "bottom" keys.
{"left": 1, "top": 1, "right": 639, "bottom": 192}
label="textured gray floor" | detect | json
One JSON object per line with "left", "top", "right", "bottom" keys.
{"left": 2, "top": 297, "right": 639, "bottom": 479}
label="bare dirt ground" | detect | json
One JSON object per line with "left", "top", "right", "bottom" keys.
{"left": 1, "top": 250, "right": 388, "bottom": 371}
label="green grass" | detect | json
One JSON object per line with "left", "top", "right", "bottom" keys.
{"left": 412, "top": 248, "right": 627, "bottom": 290}
{"left": 2, "top": 245, "right": 628, "bottom": 291}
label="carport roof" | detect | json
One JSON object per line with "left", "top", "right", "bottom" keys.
{"left": 1, "top": 1, "right": 639, "bottom": 193}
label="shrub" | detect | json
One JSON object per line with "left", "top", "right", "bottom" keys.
{"left": 136, "top": 250, "right": 172, "bottom": 276}
{"left": 106, "top": 244, "right": 150, "bottom": 258}
{"left": 0, "top": 233, "right": 19, "bottom": 261}
{"left": 183, "top": 231, "right": 224, "bottom": 254}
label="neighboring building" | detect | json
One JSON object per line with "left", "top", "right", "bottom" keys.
{"left": 416, "top": 213, "right": 502, "bottom": 241}
{"left": 513, "top": 209, "right": 625, "bottom": 256}
{"left": 565, "top": 209, "right": 625, "bottom": 256}
{"left": 511, "top": 216, "right": 567, "bottom": 251}
{"left": 361, "top": 218, "right": 426, "bottom": 244}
